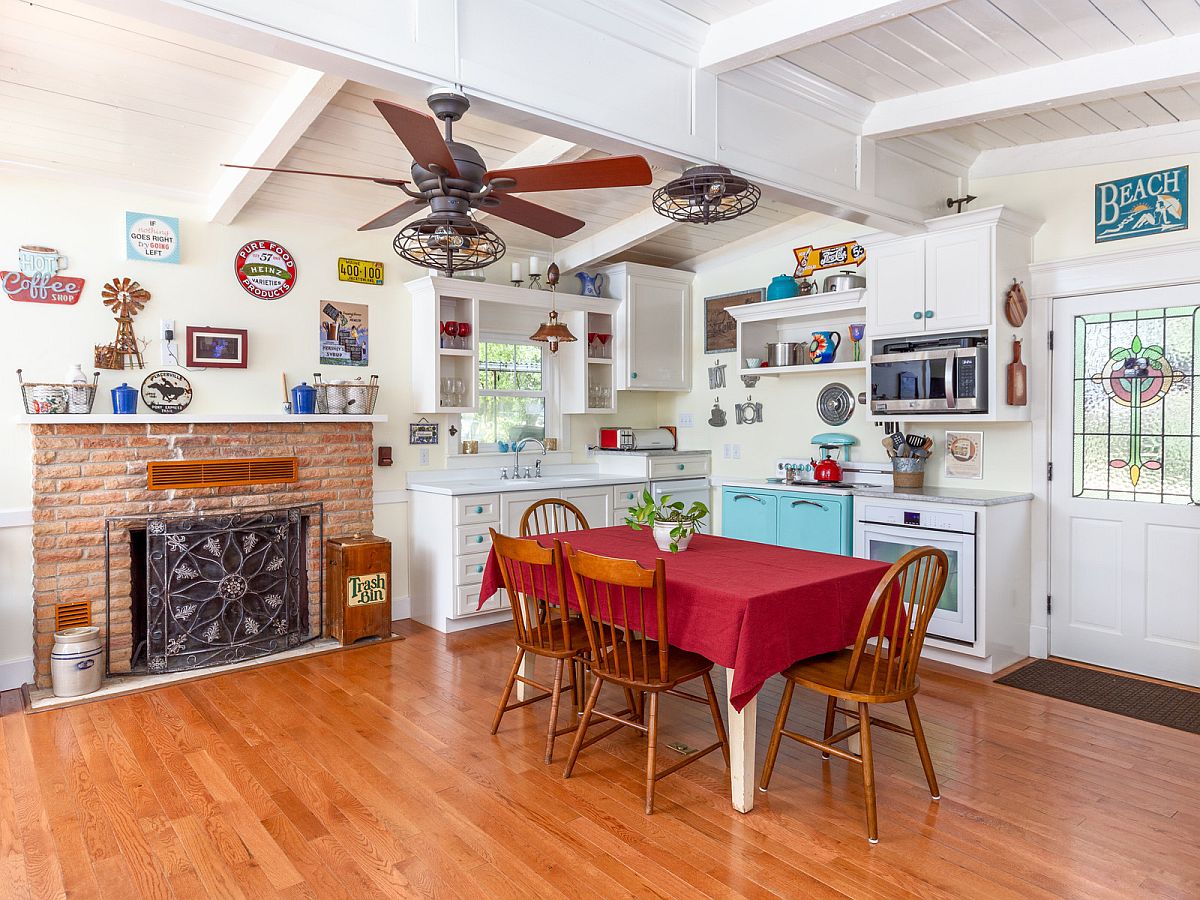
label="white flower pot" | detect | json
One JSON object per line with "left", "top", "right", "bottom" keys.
{"left": 652, "top": 522, "right": 694, "bottom": 553}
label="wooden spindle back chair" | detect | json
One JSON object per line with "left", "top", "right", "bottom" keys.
{"left": 561, "top": 542, "right": 729, "bottom": 814}
{"left": 519, "top": 498, "right": 590, "bottom": 537}
{"left": 488, "top": 530, "right": 589, "bottom": 763}
{"left": 759, "top": 546, "right": 949, "bottom": 843}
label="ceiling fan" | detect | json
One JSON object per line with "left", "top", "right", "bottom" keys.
{"left": 223, "top": 91, "right": 653, "bottom": 272}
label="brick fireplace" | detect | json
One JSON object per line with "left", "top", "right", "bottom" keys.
{"left": 29, "top": 420, "right": 374, "bottom": 688}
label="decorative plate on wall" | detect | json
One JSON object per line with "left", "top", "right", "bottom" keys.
{"left": 141, "top": 370, "right": 193, "bottom": 414}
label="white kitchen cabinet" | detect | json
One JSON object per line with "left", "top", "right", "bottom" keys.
{"left": 598, "top": 262, "right": 693, "bottom": 392}
{"left": 560, "top": 486, "right": 614, "bottom": 529}
{"left": 924, "top": 226, "right": 992, "bottom": 332}
{"left": 867, "top": 240, "right": 926, "bottom": 337}
{"left": 499, "top": 489, "right": 560, "bottom": 536}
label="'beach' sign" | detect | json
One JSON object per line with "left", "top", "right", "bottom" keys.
{"left": 1095, "top": 166, "right": 1188, "bottom": 244}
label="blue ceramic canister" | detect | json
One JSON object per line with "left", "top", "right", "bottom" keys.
{"left": 111, "top": 383, "right": 138, "bottom": 414}
{"left": 291, "top": 382, "right": 317, "bottom": 414}
{"left": 766, "top": 274, "right": 800, "bottom": 301}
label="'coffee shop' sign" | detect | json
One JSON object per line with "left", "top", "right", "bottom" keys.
{"left": 1, "top": 245, "right": 85, "bottom": 305}
{"left": 1095, "top": 166, "right": 1189, "bottom": 244}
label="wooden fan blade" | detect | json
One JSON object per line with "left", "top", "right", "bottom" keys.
{"left": 358, "top": 200, "right": 425, "bottom": 232}
{"left": 487, "top": 194, "right": 584, "bottom": 239}
{"left": 220, "top": 164, "right": 408, "bottom": 187}
{"left": 373, "top": 100, "right": 459, "bottom": 178}
{"left": 485, "top": 155, "right": 652, "bottom": 192}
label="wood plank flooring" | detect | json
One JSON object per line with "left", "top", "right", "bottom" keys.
{"left": 2, "top": 619, "right": 1198, "bottom": 898}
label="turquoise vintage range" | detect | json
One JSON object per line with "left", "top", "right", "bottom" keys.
{"left": 720, "top": 485, "right": 852, "bottom": 555}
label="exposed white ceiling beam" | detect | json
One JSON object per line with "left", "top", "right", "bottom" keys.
{"left": 686, "top": 212, "right": 824, "bottom": 273}
{"left": 863, "top": 33, "right": 1200, "bottom": 139}
{"left": 699, "top": 0, "right": 949, "bottom": 74}
{"left": 207, "top": 68, "right": 344, "bottom": 224}
{"left": 555, "top": 207, "right": 678, "bottom": 272}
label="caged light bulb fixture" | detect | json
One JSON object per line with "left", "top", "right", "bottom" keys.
{"left": 652, "top": 164, "right": 761, "bottom": 225}
{"left": 392, "top": 198, "right": 506, "bottom": 275}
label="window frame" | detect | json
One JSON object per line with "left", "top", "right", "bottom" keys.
{"left": 460, "top": 332, "right": 563, "bottom": 454}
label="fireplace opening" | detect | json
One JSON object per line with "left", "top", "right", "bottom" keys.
{"left": 109, "top": 504, "right": 323, "bottom": 676}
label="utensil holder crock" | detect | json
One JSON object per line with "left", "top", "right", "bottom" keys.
{"left": 892, "top": 456, "right": 926, "bottom": 489}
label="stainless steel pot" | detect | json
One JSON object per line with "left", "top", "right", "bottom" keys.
{"left": 766, "top": 341, "right": 804, "bottom": 367}
{"left": 822, "top": 269, "right": 867, "bottom": 292}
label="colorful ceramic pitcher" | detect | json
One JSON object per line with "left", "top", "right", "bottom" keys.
{"left": 808, "top": 330, "right": 841, "bottom": 364}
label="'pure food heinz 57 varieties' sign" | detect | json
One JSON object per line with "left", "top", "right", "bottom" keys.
{"left": 1095, "top": 166, "right": 1188, "bottom": 244}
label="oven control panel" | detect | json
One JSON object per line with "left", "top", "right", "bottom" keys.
{"left": 857, "top": 503, "right": 975, "bottom": 535}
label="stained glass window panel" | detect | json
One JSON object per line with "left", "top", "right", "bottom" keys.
{"left": 1072, "top": 306, "right": 1199, "bottom": 503}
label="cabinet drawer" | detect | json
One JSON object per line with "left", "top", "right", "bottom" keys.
{"left": 457, "top": 583, "right": 505, "bottom": 618}
{"left": 454, "top": 493, "right": 499, "bottom": 526}
{"left": 455, "top": 551, "right": 490, "bottom": 587}
{"left": 777, "top": 493, "right": 850, "bottom": 555}
{"left": 721, "top": 488, "right": 778, "bottom": 545}
{"left": 455, "top": 523, "right": 493, "bottom": 556}
{"left": 612, "top": 483, "right": 648, "bottom": 510}
{"left": 649, "top": 455, "right": 710, "bottom": 480}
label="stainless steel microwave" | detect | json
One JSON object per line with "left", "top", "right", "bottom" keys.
{"left": 869, "top": 344, "right": 987, "bottom": 415}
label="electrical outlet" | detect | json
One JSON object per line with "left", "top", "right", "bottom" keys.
{"left": 160, "top": 319, "right": 174, "bottom": 340}
{"left": 678, "top": 412, "right": 694, "bottom": 428}
{"left": 722, "top": 443, "right": 731, "bottom": 459}
{"left": 418, "top": 447, "right": 430, "bottom": 466}
{"left": 731, "top": 443, "right": 741, "bottom": 460}
{"left": 161, "top": 340, "right": 178, "bottom": 365}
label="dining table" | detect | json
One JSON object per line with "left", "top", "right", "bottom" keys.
{"left": 478, "top": 525, "right": 891, "bottom": 813}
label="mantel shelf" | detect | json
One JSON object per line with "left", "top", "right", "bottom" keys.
{"left": 740, "top": 361, "right": 866, "bottom": 377}
{"left": 16, "top": 414, "right": 388, "bottom": 425}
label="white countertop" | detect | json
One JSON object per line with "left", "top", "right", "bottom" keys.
{"left": 590, "top": 448, "right": 712, "bottom": 457}
{"left": 722, "top": 478, "right": 1032, "bottom": 507}
{"left": 408, "top": 469, "right": 649, "bottom": 497}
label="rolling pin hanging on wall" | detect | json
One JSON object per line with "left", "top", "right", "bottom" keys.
{"left": 1007, "top": 338, "right": 1028, "bottom": 406}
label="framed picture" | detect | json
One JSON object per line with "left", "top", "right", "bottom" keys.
{"left": 945, "top": 431, "right": 984, "bottom": 480}
{"left": 409, "top": 418, "right": 439, "bottom": 445}
{"left": 704, "top": 288, "right": 763, "bottom": 354}
{"left": 185, "top": 326, "right": 247, "bottom": 368}
{"left": 320, "top": 301, "right": 368, "bottom": 367}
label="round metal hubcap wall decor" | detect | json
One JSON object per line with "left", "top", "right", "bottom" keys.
{"left": 816, "top": 382, "right": 855, "bottom": 426}
{"left": 141, "top": 370, "right": 193, "bottom": 414}
{"left": 652, "top": 164, "right": 761, "bottom": 224}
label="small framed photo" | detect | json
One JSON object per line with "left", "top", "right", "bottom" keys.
{"left": 409, "top": 418, "right": 439, "bottom": 445}
{"left": 945, "top": 431, "right": 984, "bottom": 480}
{"left": 186, "top": 326, "right": 247, "bottom": 368}
{"left": 704, "top": 288, "right": 763, "bottom": 354}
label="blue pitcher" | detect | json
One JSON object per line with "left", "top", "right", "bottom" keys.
{"left": 575, "top": 271, "right": 607, "bottom": 297}
{"left": 808, "top": 330, "right": 841, "bottom": 364}
{"left": 766, "top": 274, "right": 799, "bottom": 301}
{"left": 111, "top": 382, "right": 137, "bottom": 414}
{"left": 291, "top": 382, "right": 317, "bottom": 415}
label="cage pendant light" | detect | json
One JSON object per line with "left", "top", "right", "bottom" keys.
{"left": 530, "top": 263, "right": 576, "bottom": 353}
{"left": 652, "top": 164, "right": 760, "bottom": 224}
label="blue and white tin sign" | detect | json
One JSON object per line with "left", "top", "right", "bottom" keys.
{"left": 1095, "top": 166, "right": 1188, "bottom": 244}
{"left": 125, "top": 212, "right": 180, "bottom": 263}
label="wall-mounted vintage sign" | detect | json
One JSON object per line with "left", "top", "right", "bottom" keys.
{"left": 1095, "top": 165, "right": 1188, "bottom": 244}
{"left": 409, "top": 417, "right": 439, "bottom": 445}
{"left": 2, "top": 245, "right": 84, "bottom": 305}
{"left": 235, "top": 240, "right": 297, "bottom": 300}
{"left": 347, "top": 572, "right": 388, "bottom": 606}
{"left": 140, "top": 369, "right": 193, "bottom": 414}
{"left": 125, "top": 212, "right": 180, "bottom": 263}
{"left": 792, "top": 240, "right": 867, "bottom": 278}
{"left": 320, "top": 301, "right": 368, "bottom": 367}
{"left": 338, "top": 257, "right": 384, "bottom": 285}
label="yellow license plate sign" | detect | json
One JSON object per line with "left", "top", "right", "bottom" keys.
{"left": 347, "top": 572, "right": 388, "bottom": 606}
{"left": 338, "top": 257, "right": 384, "bottom": 285}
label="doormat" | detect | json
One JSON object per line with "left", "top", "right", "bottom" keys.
{"left": 995, "top": 659, "right": 1200, "bottom": 735}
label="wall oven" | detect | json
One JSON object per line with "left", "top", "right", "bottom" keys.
{"left": 853, "top": 500, "right": 976, "bottom": 643}
{"left": 870, "top": 339, "right": 987, "bottom": 415}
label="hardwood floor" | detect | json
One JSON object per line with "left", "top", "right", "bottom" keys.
{"left": 2, "top": 620, "right": 1198, "bottom": 899}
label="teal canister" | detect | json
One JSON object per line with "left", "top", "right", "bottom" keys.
{"left": 766, "top": 274, "right": 800, "bottom": 301}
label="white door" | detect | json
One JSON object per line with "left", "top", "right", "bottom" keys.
{"left": 1050, "top": 286, "right": 1200, "bottom": 686}
{"left": 924, "top": 226, "right": 991, "bottom": 332}
{"left": 866, "top": 238, "right": 925, "bottom": 336}
{"left": 625, "top": 275, "right": 690, "bottom": 390}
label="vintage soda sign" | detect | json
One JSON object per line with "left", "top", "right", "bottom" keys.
{"left": 1095, "top": 166, "right": 1188, "bottom": 244}
{"left": 346, "top": 572, "right": 388, "bottom": 606}
{"left": 793, "top": 240, "right": 867, "bottom": 278}
{"left": 235, "top": 239, "right": 297, "bottom": 300}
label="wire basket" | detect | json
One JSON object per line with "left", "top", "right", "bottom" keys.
{"left": 892, "top": 456, "right": 926, "bottom": 489}
{"left": 312, "top": 373, "right": 379, "bottom": 415}
{"left": 17, "top": 369, "right": 100, "bottom": 415}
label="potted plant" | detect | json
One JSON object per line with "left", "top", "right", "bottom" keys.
{"left": 624, "top": 490, "right": 709, "bottom": 553}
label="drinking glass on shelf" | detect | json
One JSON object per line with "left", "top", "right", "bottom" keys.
{"left": 600, "top": 386, "right": 611, "bottom": 408}
{"left": 587, "top": 332, "right": 598, "bottom": 358}
{"left": 457, "top": 322, "right": 471, "bottom": 351}
{"left": 439, "top": 321, "right": 448, "bottom": 349}
{"left": 597, "top": 333, "right": 611, "bottom": 359}
{"left": 452, "top": 378, "right": 465, "bottom": 407}
{"left": 444, "top": 321, "right": 459, "bottom": 350}
{"left": 439, "top": 377, "right": 451, "bottom": 406}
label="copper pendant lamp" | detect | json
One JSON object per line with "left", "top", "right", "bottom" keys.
{"left": 530, "top": 262, "right": 576, "bottom": 353}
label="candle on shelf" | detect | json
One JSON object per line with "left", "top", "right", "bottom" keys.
{"left": 510, "top": 262, "right": 522, "bottom": 282}
{"left": 529, "top": 256, "right": 542, "bottom": 276}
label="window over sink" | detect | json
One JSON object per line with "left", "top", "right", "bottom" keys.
{"left": 461, "top": 336, "right": 560, "bottom": 451}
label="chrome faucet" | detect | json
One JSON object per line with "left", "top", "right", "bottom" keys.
{"left": 512, "top": 437, "right": 547, "bottom": 478}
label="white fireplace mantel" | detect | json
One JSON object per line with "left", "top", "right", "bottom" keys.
{"left": 15, "top": 413, "right": 388, "bottom": 424}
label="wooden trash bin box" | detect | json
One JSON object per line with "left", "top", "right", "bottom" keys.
{"left": 326, "top": 533, "right": 392, "bottom": 645}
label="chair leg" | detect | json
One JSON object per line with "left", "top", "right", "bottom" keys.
{"left": 858, "top": 702, "right": 879, "bottom": 844}
{"left": 644, "top": 692, "right": 660, "bottom": 814}
{"left": 563, "top": 676, "right": 603, "bottom": 778}
{"left": 544, "top": 658, "right": 566, "bottom": 765}
{"left": 566, "top": 657, "right": 579, "bottom": 712}
{"left": 491, "top": 647, "right": 524, "bottom": 735}
{"left": 821, "top": 696, "right": 837, "bottom": 759}
{"left": 701, "top": 672, "right": 730, "bottom": 767}
{"left": 905, "top": 696, "right": 940, "bottom": 800}
{"left": 758, "top": 678, "right": 794, "bottom": 792}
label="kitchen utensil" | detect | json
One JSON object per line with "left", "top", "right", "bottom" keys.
{"left": 1007, "top": 338, "right": 1028, "bottom": 406}
{"left": 810, "top": 454, "right": 844, "bottom": 483}
{"left": 744, "top": 357, "right": 762, "bottom": 369}
{"left": 766, "top": 341, "right": 803, "bottom": 367}
{"left": 1004, "top": 280, "right": 1029, "bottom": 327}
{"left": 882, "top": 436, "right": 898, "bottom": 459}
{"left": 808, "top": 330, "right": 841, "bottom": 364}
{"left": 816, "top": 383, "right": 855, "bottom": 426}
{"left": 905, "top": 433, "right": 927, "bottom": 449}
{"left": 766, "top": 274, "right": 799, "bottom": 301}
{"left": 822, "top": 269, "right": 867, "bottom": 293}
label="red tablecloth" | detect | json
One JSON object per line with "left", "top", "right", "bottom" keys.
{"left": 478, "top": 526, "right": 890, "bottom": 712}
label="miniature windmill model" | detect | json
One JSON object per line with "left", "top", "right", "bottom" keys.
{"left": 96, "top": 278, "right": 151, "bottom": 369}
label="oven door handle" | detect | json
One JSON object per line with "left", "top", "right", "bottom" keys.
{"left": 731, "top": 493, "right": 765, "bottom": 503}
{"left": 944, "top": 347, "right": 957, "bottom": 409}
{"left": 790, "top": 499, "right": 825, "bottom": 509}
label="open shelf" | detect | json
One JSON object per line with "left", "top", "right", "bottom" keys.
{"left": 439, "top": 348, "right": 473, "bottom": 357}
{"left": 586, "top": 356, "right": 613, "bottom": 365}
{"left": 741, "top": 360, "right": 867, "bottom": 377}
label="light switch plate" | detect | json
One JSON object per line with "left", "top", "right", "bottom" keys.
{"left": 731, "top": 444, "right": 741, "bottom": 460}
{"left": 678, "top": 412, "right": 694, "bottom": 428}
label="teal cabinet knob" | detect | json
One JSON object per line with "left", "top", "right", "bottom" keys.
{"left": 475, "top": 505, "right": 483, "bottom": 513}
{"left": 631, "top": 372, "right": 638, "bottom": 379}
{"left": 626, "top": 492, "right": 634, "bottom": 499}
{"left": 924, "top": 310, "right": 934, "bottom": 319}
{"left": 474, "top": 535, "right": 484, "bottom": 543}
{"left": 913, "top": 311, "right": 922, "bottom": 320}
{"left": 476, "top": 565, "right": 484, "bottom": 573}
{"left": 677, "top": 463, "right": 685, "bottom": 470}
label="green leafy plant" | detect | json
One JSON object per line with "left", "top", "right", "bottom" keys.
{"left": 624, "top": 489, "right": 709, "bottom": 552}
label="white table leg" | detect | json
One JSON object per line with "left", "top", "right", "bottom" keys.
{"left": 516, "top": 652, "right": 535, "bottom": 702}
{"left": 724, "top": 666, "right": 756, "bottom": 813}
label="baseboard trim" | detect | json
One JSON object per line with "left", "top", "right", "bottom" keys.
{"left": 0, "top": 508, "right": 33, "bottom": 529}
{"left": 1029, "top": 625, "right": 1049, "bottom": 659}
{"left": 0, "top": 656, "right": 33, "bottom": 691}
{"left": 391, "top": 594, "right": 411, "bottom": 620}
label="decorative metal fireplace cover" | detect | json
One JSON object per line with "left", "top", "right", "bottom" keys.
{"left": 106, "top": 504, "right": 323, "bottom": 675}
